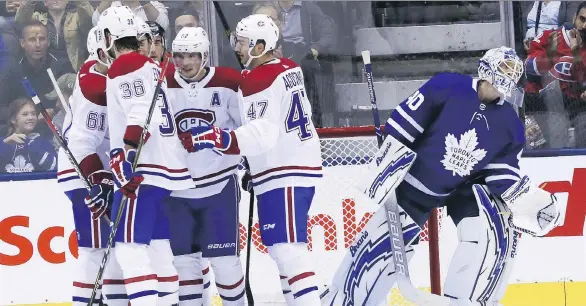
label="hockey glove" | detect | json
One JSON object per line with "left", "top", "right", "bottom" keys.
{"left": 109, "top": 148, "right": 144, "bottom": 199}
{"left": 84, "top": 170, "right": 114, "bottom": 219}
{"left": 178, "top": 125, "right": 240, "bottom": 154}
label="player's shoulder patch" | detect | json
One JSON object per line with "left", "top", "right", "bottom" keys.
{"left": 165, "top": 64, "right": 181, "bottom": 89}
{"left": 240, "top": 58, "right": 297, "bottom": 97}
{"left": 205, "top": 66, "right": 242, "bottom": 92}
{"left": 107, "top": 52, "right": 155, "bottom": 79}
{"left": 78, "top": 61, "right": 107, "bottom": 106}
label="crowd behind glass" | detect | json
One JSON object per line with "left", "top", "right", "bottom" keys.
{"left": 0, "top": 0, "right": 580, "bottom": 174}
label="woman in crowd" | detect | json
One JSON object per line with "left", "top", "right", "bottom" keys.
{"left": 0, "top": 98, "right": 56, "bottom": 173}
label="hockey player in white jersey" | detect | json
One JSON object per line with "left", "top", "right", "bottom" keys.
{"left": 136, "top": 17, "right": 153, "bottom": 59}
{"left": 56, "top": 25, "right": 123, "bottom": 306}
{"left": 165, "top": 26, "right": 245, "bottom": 305}
{"left": 321, "top": 47, "right": 561, "bottom": 305}
{"left": 97, "top": 6, "right": 194, "bottom": 306}
{"left": 180, "top": 14, "right": 323, "bottom": 305}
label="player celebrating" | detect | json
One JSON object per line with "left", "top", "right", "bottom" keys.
{"left": 146, "top": 21, "right": 167, "bottom": 64}
{"left": 180, "top": 15, "right": 323, "bottom": 305}
{"left": 322, "top": 47, "right": 561, "bottom": 305}
{"left": 165, "top": 26, "right": 245, "bottom": 305}
{"left": 97, "top": 6, "right": 194, "bottom": 306}
{"left": 136, "top": 18, "right": 153, "bottom": 59}
{"left": 56, "top": 26, "right": 120, "bottom": 306}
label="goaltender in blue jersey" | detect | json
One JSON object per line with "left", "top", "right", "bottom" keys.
{"left": 322, "top": 47, "right": 562, "bottom": 306}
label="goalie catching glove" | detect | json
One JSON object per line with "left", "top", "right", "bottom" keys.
{"left": 109, "top": 148, "right": 144, "bottom": 199}
{"left": 178, "top": 125, "right": 240, "bottom": 154}
{"left": 84, "top": 170, "right": 114, "bottom": 220}
{"left": 502, "top": 175, "right": 561, "bottom": 237}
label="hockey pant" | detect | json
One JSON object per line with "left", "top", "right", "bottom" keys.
{"left": 107, "top": 185, "right": 179, "bottom": 306}
{"left": 257, "top": 186, "right": 321, "bottom": 306}
{"left": 66, "top": 188, "right": 126, "bottom": 306}
{"left": 322, "top": 184, "right": 518, "bottom": 306}
{"left": 165, "top": 175, "right": 245, "bottom": 305}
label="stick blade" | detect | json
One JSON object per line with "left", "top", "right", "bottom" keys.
{"left": 361, "top": 50, "right": 371, "bottom": 65}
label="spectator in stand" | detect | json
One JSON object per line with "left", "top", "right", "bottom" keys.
{"left": 45, "top": 72, "right": 75, "bottom": 133}
{"left": 0, "top": 1, "right": 21, "bottom": 24}
{"left": 0, "top": 97, "right": 56, "bottom": 173}
{"left": 521, "top": 1, "right": 577, "bottom": 52}
{"left": 173, "top": 6, "right": 200, "bottom": 37}
{"left": 18, "top": 20, "right": 74, "bottom": 113}
{"left": 0, "top": 16, "right": 25, "bottom": 126}
{"left": 273, "top": 1, "right": 336, "bottom": 127}
{"left": 15, "top": 0, "right": 94, "bottom": 71}
{"left": 93, "top": 1, "right": 169, "bottom": 31}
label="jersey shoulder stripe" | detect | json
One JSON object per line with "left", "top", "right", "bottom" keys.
{"left": 166, "top": 64, "right": 181, "bottom": 89}
{"left": 205, "top": 66, "right": 241, "bottom": 92}
{"left": 240, "top": 58, "right": 299, "bottom": 97}
{"left": 107, "top": 52, "right": 155, "bottom": 79}
{"left": 78, "top": 61, "right": 107, "bottom": 106}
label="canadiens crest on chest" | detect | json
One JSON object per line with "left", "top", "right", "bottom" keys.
{"left": 175, "top": 109, "right": 216, "bottom": 132}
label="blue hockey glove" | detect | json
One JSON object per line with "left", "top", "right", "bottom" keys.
{"left": 84, "top": 170, "right": 114, "bottom": 219}
{"left": 178, "top": 125, "right": 240, "bottom": 154}
{"left": 109, "top": 148, "right": 144, "bottom": 199}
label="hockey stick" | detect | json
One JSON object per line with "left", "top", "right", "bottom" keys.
{"left": 87, "top": 55, "right": 172, "bottom": 306}
{"left": 360, "top": 50, "right": 451, "bottom": 305}
{"left": 212, "top": 2, "right": 255, "bottom": 303}
{"left": 47, "top": 68, "right": 71, "bottom": 113}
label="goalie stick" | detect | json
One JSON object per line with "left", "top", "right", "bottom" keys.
{"left": 360, "top": 50, "right": 451, "bottom": 305}
{"left": 87, "top": 55, "right": 172, "bottom": 306}
{"left": 212, "top": 2, "right": 255, "bottom": 304}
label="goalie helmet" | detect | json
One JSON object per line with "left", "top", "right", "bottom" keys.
{"left": 172, "top": 27, "right": 209, "bottom": 79}
{"left": 234, "top": 14, "right": 279, "bottom": 67}
{"left": 97, "top": 6, "right": 138, "bottom": 65}
{"left": 478, "top": 46, "right": 524, "bottom": 106}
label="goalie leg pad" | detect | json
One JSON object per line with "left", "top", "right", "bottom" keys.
{"left": 268, "top": 242, "right": 321, "bottom": 305}
{"left": 257, "top": 186, "right": 315, "bottom": 246}
{"left": 174, "top": 253, "right": 204, "bottom": 306}
{"left": 321, "top": 202, "right": 419, "bottom": 306}
{"left": 148, "top": 239, "right": 179, "bottom": 305}
{"left": 209, "top": 255, "right": 245, "bottom": 305}
{"left": 114, "top": 242, "right": 158, "bottom": 305}
{"left": 443, "top": 185, "right": 519, "bottom": 304}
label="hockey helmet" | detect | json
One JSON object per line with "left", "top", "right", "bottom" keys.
{"left": 172, "top": 27, "right": 209, "bottom": 79}
{"left": 97, "top": 6, "right": 138, "bottom": 65}
{"left": 234, "top": 14, "right": 279, "bottom": 67}
{"left": 478, "top": 46, "right": 524, "bottom": 106}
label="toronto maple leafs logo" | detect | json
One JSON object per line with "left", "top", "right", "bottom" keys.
{"left": 441, "top": 129, "right": 487, "bottom": 177}
{"left": 5, "top": 155, "right": 34, "bottom": 173}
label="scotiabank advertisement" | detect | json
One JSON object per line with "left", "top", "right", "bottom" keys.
{"left": 1, "top": 156, "right": 586, "bottom": 306}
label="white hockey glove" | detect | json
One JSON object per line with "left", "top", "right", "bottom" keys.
{"left": 501, "top": 175, "right": 561, "bottom": 237}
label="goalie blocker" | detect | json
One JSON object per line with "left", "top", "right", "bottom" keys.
{"left": 322, "top": 133, "right": 560, "bottom": 306}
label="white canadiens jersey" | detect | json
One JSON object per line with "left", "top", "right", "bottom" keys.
{"left": 166, "top": 66, "right": 243, "bottom": 199}
{"left": 58, "top": 60, "right": 110, "bottom": 192}
{"left": 236, "top": 58, "right": 322, "bottom": 194}
{"left": 106, "top": 53, "right": 193, "bottom": 190}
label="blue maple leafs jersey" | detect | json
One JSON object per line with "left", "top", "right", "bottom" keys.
{"left": 385, "top": 72, "right": 525, "bottom": 202}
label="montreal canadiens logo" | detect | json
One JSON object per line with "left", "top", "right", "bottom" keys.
{"left": 549, "top": 56, "right": 576, "bottom": 82}
{"left": 175, "top": 109, "right": 216, "bottom": 132}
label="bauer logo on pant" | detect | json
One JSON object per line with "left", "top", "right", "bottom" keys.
{"left": 441, "top": 129, "right": 487, "bottom": 177}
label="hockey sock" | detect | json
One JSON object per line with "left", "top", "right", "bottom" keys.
{"left": 209, "top": 255, "right": 245, "bottom": 305}
{"left": 114, "top": 243, "right": 158, "bottom": 306}
{"left": 102, "top": 249, "right": 128, "bottom": 306}
{"left": 201, "top": 260, "right": 212, "bottom": 305}
{"left": 268, "top": 243, "right": 321, "bottom": 306}
{"left": 278, "top": 275, "right": 296, "bottom": 305}
{"left": 149, "top": 239, "right": 179, "bottom": 305}
{"left": 73, "top": 247, "right": 104, "bottom": 306}
{"left": 174, "top": 253, "right": 204, "bottom": 306}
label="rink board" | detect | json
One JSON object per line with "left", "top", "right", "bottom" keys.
{"left": 2, "top": 155, "right": 586, "bottom": 306}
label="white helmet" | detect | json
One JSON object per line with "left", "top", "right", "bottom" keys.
{"left": 234, "top": 14, "right": 279, "bottom": 67}
{"left": 86, "top": 26, "right": 108, "bottom": 67}
{"left": 136, "top": 17, "right": 151, "bottom": 40}
{"left": 97, "top": 6, "right": 138, "bottom": 65}
{"left": 172, "top": 27, "right": 210, "bottom": 79}
{"left": 478, "top": 46, "right": 524, "bottom": 106}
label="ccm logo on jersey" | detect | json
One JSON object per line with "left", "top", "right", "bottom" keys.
{"left": 207, "top": 243, "right": 236, "bottom": 249}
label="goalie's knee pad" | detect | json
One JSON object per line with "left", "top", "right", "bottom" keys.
{"left": 149, "top": 239, "right": 178, "bottom": 305}
{"left": 268, "top": 243, "right": 320, "bottom": 305}
{"left": 444, "top": 185, "right": 520, "bottom": 303}
{"left": 174, "top": 253, "right": 204, "bottom": 306}
{"left": 114, "top": 242, "right": 158, "bottom": 305}
{"left": 209, "top": 256, "right": 245, "bottom": 305}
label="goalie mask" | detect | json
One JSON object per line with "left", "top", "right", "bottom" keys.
{"left": 233, "top": 14, "right": 279, "bottom": 68}
{"left": 478, "top": 46, "right": 524, "bottom": 107}
{"left": 172, "top": 27, "right": 209, "bottom": 80}
{"left": 97, "top": 6, "right": 138, "bottom": 66}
